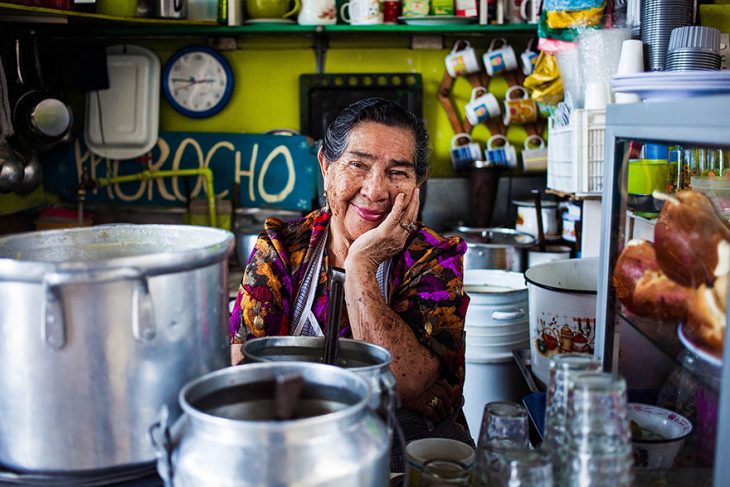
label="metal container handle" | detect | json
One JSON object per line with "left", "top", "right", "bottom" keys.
{"left": 491, "top": 308, "right": 526, "bottom": 321}
{"left": 41, "top": 267, "right": 156, "bottom": 350}
{"left": 148, "top": 405, "right": 174, "bottom": 486}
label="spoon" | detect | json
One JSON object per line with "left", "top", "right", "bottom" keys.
{"left": 322, "top": 267, "right": 346, "bottom": 366}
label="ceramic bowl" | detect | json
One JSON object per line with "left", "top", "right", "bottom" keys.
{"left": 628, "top": 403, "right": 693, "bottom": 469}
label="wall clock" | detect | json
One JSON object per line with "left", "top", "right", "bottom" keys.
{"left": 162, "top": 46, "right": 234, "bottom": 118}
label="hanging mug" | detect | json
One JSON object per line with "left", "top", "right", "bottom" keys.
{"left": 521, "top": 134, "right": 548, "bottom": 172}
{"left": 485, "top": 134, "right": 518, "bottom": 169}
{"left": 450, "top": 133, "right": 483, "bottom": 172}
{"left": 444, "top": 40, "right": 481, "bottom": 77}
{"left": 520, "top": 37, "right": 539, "bottom": 75}
{"left": 482, "top": 38, "right": 519, "bottom": 76}
{"left": 464, "top": 87, "right": 501, "bottom": 125}
{"left": 520, "top": 0, "right": 541, "bottom": 23}
{"left": 503, "top": 86, "right": 538, "bottom": 125}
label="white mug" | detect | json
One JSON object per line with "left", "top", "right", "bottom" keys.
{"left": 450, "top": 133, "right": 483, "bottom": 171}
{"left": 483, "top": 38, "right": 519, "bottom": 76}
{"left": 520, "top": 0, "right": 541, "bottom": 23}
{"left": 340, "top": 0, "right": 383, "bottom": 25}
{"left": 298, "top": 0, "right": 337, "bottom": 24}
{"left": 464, "top": 87, "right": 501, "bottom": 125}
{"left": 522, "top": 134, "right": 548, "bottom": 172}
{"left": 520, "top": 37, "right": 539, "bottom": 75}
{"left": 485, "top": 134, "right": 518, "bottom": 168}
{"left": 444, "top": 40, "right": 481, "bottom": 77}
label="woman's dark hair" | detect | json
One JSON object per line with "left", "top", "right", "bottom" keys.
{"left": 321, "top": 97, "right": 431, "bottom": 182}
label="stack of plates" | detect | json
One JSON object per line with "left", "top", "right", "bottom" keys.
{"left": 640, "top": 0, "right": 695, "bottom": 71}
{"left": 665, "top": 26, "right": 722, "bottom": 71}
{"left": 611, "top": 71, "right": 730, "bottom": 101}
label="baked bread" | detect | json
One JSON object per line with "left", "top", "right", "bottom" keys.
{"left": 686, "top": 273, "right": 727, "bottom": 357}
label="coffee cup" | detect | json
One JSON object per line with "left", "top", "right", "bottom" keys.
{"left": 464, "top": 87, "right": 501, "bottom": 125}
{"left": 450, "top": 133, "right": 483, "bottom": 172}
{"left": 519, "top": 0, "right": 541, "bottom": 23}
{"left": 584, "top": 81, "right": 610, "bottom": 110}
{"left": 520, "top": 37, "right": 539, "bottom": 75}
{"left": 298, "top": 0, "right": 337, "bottom": 24}
{"left": 406, "top": 438, "right": 475, "bottom": 487}
{"left": 505, "top": 0, "right": 525, "bottom": 23}
{"left": 485, "top": 134, "right": 518, "bottom": 168}
{"left": 382, "top": 0, "right": 401, "bottom": 23}
{"left": 503, "top": 86, "right": 538, "bottom": 125}
{"left": 522, "top": 134, "right": 548, "bottom": 172}
{"left": 444, "top": 40, "right": 481, "bottom": 77}
{"left": 246, "top": 0, "right": 301, "bottom": 19}
{"left": 483, "top": 38, "right": 519, "bottom": 76}
{"left": 340, "top": 0, "right": 383, "bottom": 25}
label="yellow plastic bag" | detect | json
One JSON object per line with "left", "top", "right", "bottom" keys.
{"left": 545, "top": 4, "right": 606, "bottom": 29}
{"left": 524, "top": 52, "right": 564, "bottom": 105}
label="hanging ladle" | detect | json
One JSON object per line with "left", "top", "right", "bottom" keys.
{"left": 322, "top": 267, "right": 346, "bottom": 366}
{"left": 532, "top": 189, "right": 547, "bottom": 252}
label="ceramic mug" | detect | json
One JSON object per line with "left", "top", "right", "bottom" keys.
{"left": 520, "top": 37, "right": 539, "bottom": 75}
{"left": 341, "top": 0, "right": 383, "bottom": 25}
{"left": 444, "top": 40, "right": 481, "bottom": 77}
{"left": 406, "top": 438, "right": 475, "bottom": 487}
{"left": 382, "top": 0, "right": 401, "bottom": 23}
{"left": 520, "top": 0, "right": 541, "bottom": 23}
{"left": 246, "top": 0, "right": 300, "bottom": 18}
{"left": 521, "top": 134, "right": 548, "bottom": 172}
{"left": 503, "top": 86, "right": 538, "bottom": 125}
{"left": 483, "top": 38, "right": 519, "bottom": 76}
{"left": 464, "top": 87, "right": 501, "bottom": 125}
{"left": 505, "top": 0, "right": 525, "bottom": 23}
{"left": 450, "top": 133, "right": 483, "bottom": 172}
{"left": 485, "top": 134, "right": 518, "bottom": 168}
{"left": 298, "top": 0, "right": 337, "bottom": 24}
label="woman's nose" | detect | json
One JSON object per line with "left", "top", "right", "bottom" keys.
{"left": 360, "top": 170, "right": 389, "bottom": 201}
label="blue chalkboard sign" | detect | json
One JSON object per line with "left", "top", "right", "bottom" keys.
{"left": 42, "top": 132, "right": 319, "bottom": 211}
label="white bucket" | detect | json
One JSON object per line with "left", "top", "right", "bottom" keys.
{"left": 524, "top": 257, "right": 598, "bottom": 386}
{"left": 463, "top": 357, "right": 531, "bottom": 437}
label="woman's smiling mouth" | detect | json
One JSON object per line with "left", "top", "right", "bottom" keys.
{"left": 352, "top": 204, "right": 387, "bottom": 222}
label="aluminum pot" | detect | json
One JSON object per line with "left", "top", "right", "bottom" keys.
{"left": 150, "top": 362, "right": 390, "bottom": 486}
{"left": 451, "top": 227, "right": 535, "bottom": 272}
{"left": 0, "top": 224, "right": 234, "bottom": 472}
{"left": 242, "top": 336, "right": 397, "bottom": 418}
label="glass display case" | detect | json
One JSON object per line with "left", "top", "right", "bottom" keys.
{"left": 596, "top": 95, "right": 730, "bottom": 486}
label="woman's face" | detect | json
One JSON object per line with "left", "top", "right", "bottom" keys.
{"left": 320, "top": 121, "right": 420, "bottom": 244}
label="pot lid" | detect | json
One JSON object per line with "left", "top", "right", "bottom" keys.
{"left": 453, "top": 227, "right": 535, "bottom": 247}
{"left": 512, "top": 199, "right": 558, "bottom": 208}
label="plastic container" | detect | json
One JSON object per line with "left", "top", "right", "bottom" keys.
{"left": 628, "top": 159, "right": 669, "bottom": 195}
{"left": 690, "top": 176, "right": 730, "bottom": 219}
{"left": 547, "top": 109, "right": 606, "bottom": 196}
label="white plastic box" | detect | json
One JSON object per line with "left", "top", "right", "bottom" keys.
{"left": 547, "top": 109, "right": 606, "bottom": 196}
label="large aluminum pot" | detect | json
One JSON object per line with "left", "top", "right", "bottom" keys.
{"left": 0, "top": 224, "right": 234, "bottom": 472}
{"left": 151, "top": 362, "right": 390, "bottom": 486}
{"left": 451, "top": 227, "right": 535, "bottom": 272}
{"left": 242, "top": 336, "right": 397, "bottom": 417}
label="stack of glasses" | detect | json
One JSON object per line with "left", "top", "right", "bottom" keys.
{"left": 665, "top": 26, "right": 722, "bottom": 71}
{"left": 640, "top": 0, "right": 695, "bottom": 71}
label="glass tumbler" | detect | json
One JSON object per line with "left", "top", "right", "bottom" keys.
{"left": 477, "top": 439, "right": 552, "bottom": 487}
{"left": 566, "top": 372, "right": 633, "bottom": 487}
{"left": 477, "top": 401, "right": 531, "bottom": 449}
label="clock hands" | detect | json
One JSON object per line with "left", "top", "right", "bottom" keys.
{"left": 171, "top": 77, "right": 216, "bottom": 85}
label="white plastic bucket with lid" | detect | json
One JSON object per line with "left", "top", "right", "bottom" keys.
{"left": 524, "top": 257, "right": 599, "bottom": 386}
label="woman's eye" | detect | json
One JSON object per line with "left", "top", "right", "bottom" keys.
{"left": 348, "top": 161, "right": 368, "bottom": 171}
{"left": 389, "top": 170, "right": 410, "bottom": 178}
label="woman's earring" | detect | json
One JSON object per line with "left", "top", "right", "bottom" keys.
{"left": 323, "top": 191, "right": 330, "bottom": 212}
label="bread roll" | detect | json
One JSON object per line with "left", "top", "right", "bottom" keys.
{"left": 686, "top": 273, "right": 727, "bottom": 356}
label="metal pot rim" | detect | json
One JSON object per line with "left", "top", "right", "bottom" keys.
{"left": 524, "top": 257, "right": 598, "bottom": 295}
{"left": 454, "top": 227, "right": 536, "bottom": 248}
{"left": 179, "top": 362, "right": 372, "bottom": 431}
{"left": 0, "top": 224, "right": 234, "bottom": 282}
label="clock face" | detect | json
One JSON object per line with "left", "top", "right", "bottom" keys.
{"left": 163, "top": 47, "right": 234, "bottom": 118}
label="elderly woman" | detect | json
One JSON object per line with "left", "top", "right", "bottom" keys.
{"left": 230, "top": 97, "right": 472, "bottom": 470}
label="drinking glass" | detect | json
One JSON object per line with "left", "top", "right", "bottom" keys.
{"left": 476, "top": 439, "right": 552, "bottom": 486}
{"left": 477, "top": 401, "right": 530, "bottom": 449}
{"left": 565, "top": 372, "right": 633, "bottom": 487}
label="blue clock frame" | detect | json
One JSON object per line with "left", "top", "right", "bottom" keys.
{"left": 162, "top": 46, "right": 234, "bottom": 119}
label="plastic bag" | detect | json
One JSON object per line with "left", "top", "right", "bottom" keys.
{"left": 523, "top": 51, "right": 564, "bottom": 106}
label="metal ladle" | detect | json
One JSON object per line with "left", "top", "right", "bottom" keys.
{"left": 322, "top": 267, "right": 346, "bottom": 366}
{"left": 0, "top": 142, "right": 23, "bottom": 194}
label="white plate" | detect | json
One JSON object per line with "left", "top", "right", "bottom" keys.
{"left": 243, "top": 18, "right": 296, "bottom": 24}
{"left": 398, "top": 15, "right": 477, "bottom": 25}
{"left": 85, "top": 45, "right": 160, "bottom": 160}
{"left": 612, "top": 71, "right": 730, "bottom": 101}
{"left": 677, "top": 323, "right": 723, "bottom": 367}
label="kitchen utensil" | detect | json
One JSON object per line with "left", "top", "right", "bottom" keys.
{"left": 513, "top": 198, "right": 559, "bottom": 238}
{"left": 85, "top": 45, "right": 160, "bottom": 160}
{"left": 323, "top": 266, "right": 345, "bottom": 365}
{"left": 0, "top": 142, "right": 23, "bottom": 194}
{"left": 297, "top": 0, "right": 337, "bottom": 25}
{"left": 406, "top": 439, "right": 475, "bottom": 487}
{"left": 532, "top": 190, "right": 546, "bottom": 252}
{"left": 14, "top": 150, "right": 42, "bottom": 194}
{"left": 452, "top": 227, "right": 535, "bottom": 272}
{"left": 150, "top": 362, "right": 390, "bottom": 486}
{"left": 0, "top": 225, "right": 234, "bottom": 472}
{"left": 154, "top": 0, "right": 187, "bottom": 18}
{"left": 245, "top": 0, "right": 300, "bottom": 18}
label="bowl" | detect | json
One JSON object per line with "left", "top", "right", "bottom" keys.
{"left": 627, "top": 403, "right": 692, "bottom": 469}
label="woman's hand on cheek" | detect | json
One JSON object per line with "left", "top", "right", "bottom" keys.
{"left": 346, "top": 188, "right": 420, "bottom": 270}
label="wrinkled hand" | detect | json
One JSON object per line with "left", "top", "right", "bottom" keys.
{"left": 401, "top": 378, "right": 456, "bottom": 424}
{"left": 346, "top": 188, "right": 420, "bottom": 270}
